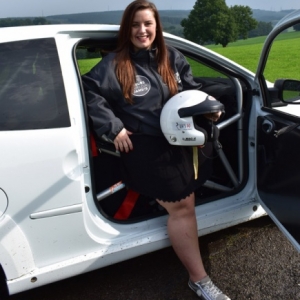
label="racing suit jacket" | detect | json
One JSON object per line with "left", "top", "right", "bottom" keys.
{"left": 82, "top": 46, "right": 202, "bottom": 142}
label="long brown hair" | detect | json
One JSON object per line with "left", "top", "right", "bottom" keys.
{"left": 115, "top": 0, "right": 178, "bottom": 103}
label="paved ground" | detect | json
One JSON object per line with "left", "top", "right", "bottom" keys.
{"left": 7, "top": 216, "right": 300, "bottom": 300}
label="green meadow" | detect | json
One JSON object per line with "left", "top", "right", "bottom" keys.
{"left": 206, "top": 30, "right": 300, "bottom": 82}
{"left": 77, "top": 58, "right": 101, "bottom": 75}
{"left": 78, "top": 30, "right": 300, "bottom": 82}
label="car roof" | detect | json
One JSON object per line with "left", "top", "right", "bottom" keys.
{"left": 0, "top": 24, "right": 120, "bottom": 42}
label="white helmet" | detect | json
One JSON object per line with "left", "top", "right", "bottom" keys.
{"left": 160, "top": 90, "right": 224, "bottom": 146}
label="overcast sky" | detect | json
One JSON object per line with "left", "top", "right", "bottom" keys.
{"left": 0, "top": 0, "right": 299, "bottom": 18}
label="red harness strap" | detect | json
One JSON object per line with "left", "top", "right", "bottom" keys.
{"left": 114, "top": 189, "right": 140, "bottom": 220}
{"left": 90, "top": 133, "right": 99, "bottom": 157}
{"left": 90, "top": 133, "right": 139, "bottom": 220}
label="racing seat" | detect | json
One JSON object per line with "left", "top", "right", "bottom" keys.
{"left": 91, "top": 133, "right": 162, "bottom": 220}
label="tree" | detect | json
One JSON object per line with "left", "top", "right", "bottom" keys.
{"left": 32, "top": 17, "right": 50, "bottom": 25}
{"left": 230, "top": 5, "right": 257, "bottom": 39}
{"left": 164, "top": 25, "right": 184, "bottom": 38}
{"left": 181, "top": 0, "right": 257, "bottom": 47}
{"left": 213, "top": 12, "right": 238, "bottom": 47}
{"left": 293, "top": 23, "right": 300, "bottom": 31}
{"left": 181, "top": 0, "right": 234, "bottom": 46}
{"left": 249, "top": 21, "right": 273, "bottom": 38}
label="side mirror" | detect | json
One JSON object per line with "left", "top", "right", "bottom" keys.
{"left": 274, "top": 79, "right": 300, "bottom": 104}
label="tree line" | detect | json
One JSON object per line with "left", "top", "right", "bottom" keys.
{"left": 0, "top": 17, "right": 50, "bottom": 27}
{"left": 180, "top": 0, "right": 299, "bottom": 47}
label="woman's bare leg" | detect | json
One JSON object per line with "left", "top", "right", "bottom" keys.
{"left": 157, "top": 193, "right": 207, "bottom": 282}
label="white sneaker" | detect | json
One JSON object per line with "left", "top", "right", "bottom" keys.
{"left": 188, "top": 276, "right": 231, "bottom": 300}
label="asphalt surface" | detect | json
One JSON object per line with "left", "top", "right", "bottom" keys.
{"left": 7, "top": 216, "right": 300, "bottom": 300}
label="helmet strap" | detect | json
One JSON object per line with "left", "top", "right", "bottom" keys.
{"left": 193, "top": 146, "right": 198, "bottom": 179}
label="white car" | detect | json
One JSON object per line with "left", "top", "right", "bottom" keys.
{"left": 0, "top": 10, "right": 300, "bottom": 297}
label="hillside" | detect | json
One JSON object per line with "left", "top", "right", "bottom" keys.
{"left": 45, "top": 10, "right": 191, "bottom": 26}
{"left": 252, "top": 9, "right": 295, "bottom": 24}
{"left": 46, "top": 9, "right": 296, "bottom": 26}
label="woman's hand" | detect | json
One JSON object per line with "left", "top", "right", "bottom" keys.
{"left": 204, "top": 111, "right": 222, "bottom": 122}
{"left": 114, "top": 128, "right": 133, "bottom": 153}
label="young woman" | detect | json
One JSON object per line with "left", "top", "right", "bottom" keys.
{"left": 82, "top": 1, "right": 229, "bottom": 299}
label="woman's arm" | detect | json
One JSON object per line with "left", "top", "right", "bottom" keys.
{"left": 82, "top": 70, "right": 124, "bottom": 142}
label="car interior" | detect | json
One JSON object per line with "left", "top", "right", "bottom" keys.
{"left": 76, "top": 36, "right": 251, "bottom": 223}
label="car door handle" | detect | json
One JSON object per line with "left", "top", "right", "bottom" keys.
{"left": 274, "top": 123, "right": 300, "bottom": 138}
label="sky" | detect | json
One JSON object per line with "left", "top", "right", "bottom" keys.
{"left": 0, "top": 0, "right": 300, "bottom": 18}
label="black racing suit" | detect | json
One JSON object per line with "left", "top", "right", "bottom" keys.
{"left": 82, "top": 46, "right": 202, "bottom": 142}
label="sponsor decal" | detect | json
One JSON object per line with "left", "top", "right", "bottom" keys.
{"left": 133, "top": 75, "right": 151, "bottom": 97}
{"left": 182, "top": 137, "right": 196, "bottom": 141}
{"left": 175, "top": 122, "right": 192, "bottom": 130}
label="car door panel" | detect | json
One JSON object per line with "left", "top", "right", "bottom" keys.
{"left": 254, "top": 9, "right": 300, "bottom": 251}
{"left": 257, "top": 114, "right": 300, "bottom": 247}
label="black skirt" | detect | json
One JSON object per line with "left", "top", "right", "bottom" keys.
{"left": 119, "top": 134, "right": 212, "bottom": 202}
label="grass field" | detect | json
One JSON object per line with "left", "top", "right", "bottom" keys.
{"left": 78, "top": 30, "right": 300, "bottom": 82}
{"left": 77, "top": 58, "right": 101, "bottom": 75}
{"left": 207, "top": 30, "right": 300, "bottom": 82}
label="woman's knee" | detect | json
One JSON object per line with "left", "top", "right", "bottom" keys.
{"left": 157, "top": 193, "right": 195, "bottom": 216}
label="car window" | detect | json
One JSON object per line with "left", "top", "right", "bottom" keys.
{"left": 76, "top": 48, "right": 103, "bottom": 75}
{"left": 263, "top": 25, "right": 300, "bottom": 83}
{"left": 0, "top": 38, "right": 70, "bottom": 130}
{"left": 186, "top": 57, "right": 227, "bottom": 79}
{"left": 261, "top": 23, "right": 300, "bottom": 112}
{"left": 186, "top": 56, "right": 235, "bottom": 100}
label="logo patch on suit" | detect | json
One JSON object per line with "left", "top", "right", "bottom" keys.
{"left": 133, "top": 75, "right": 151, "bottom": 97}
{"left": 174, "top": 72, "right": 181, "bottom": 83}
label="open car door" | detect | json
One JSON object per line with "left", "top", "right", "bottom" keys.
{"left": 255, "top": 10, "right": 300, "bottom": 251}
